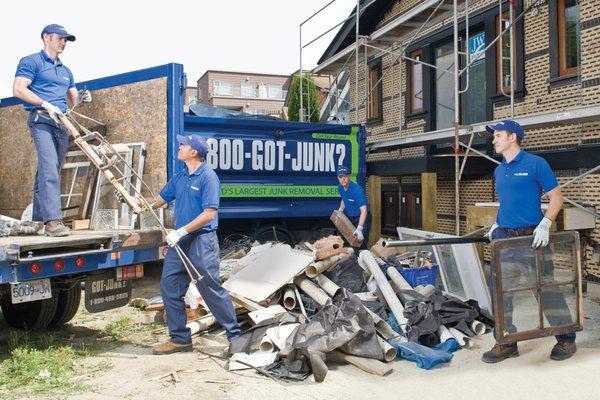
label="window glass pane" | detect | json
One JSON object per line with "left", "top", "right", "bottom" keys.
{"left": 368, "top": 65, "right": 381, "bottom": 120}
{"left": 461, "top": 31, "right": 486, "bottom": 125}
{"left": 213, "top": 80, "right": 233, "bottom": 96}
{"left": 500, "top": 19, "right": 512, "bottom": 90}
{"left": 564, "top": 0, "right": 580, "bottom": 69}
{"left": 435, "top": 42, "right": 455, "bottom": 129}
{"left": 241, "top": 82, "right": 256, "bottom": 98}
{"left": 411, "top": 53, "right": 423, "bottom": 112}
{"left": 267, "top": 84, "right": 283, "bottom": 100}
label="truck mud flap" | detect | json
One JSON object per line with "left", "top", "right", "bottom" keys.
{"left": 84, "top": 270, "right": 132, "bottom": 313}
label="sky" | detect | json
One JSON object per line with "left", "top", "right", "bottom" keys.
{"left": 1, "top": 0, "right": 357, "bottom": 99}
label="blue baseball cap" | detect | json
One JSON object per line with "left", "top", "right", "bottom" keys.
{"left": 337, "top": 166, "right": 350, "bottom": 177}
{"left": 485, "top": 119, "right": 525, "bottom": 140}
{"left": 41, "top": 24, "right": 76, "bottom": 41}
{"left": 177, "top": 134, "right": 209, "bottom": 157}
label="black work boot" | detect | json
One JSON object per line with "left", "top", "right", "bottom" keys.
{"left": 482, "top": 343, "right": 519, "bottom": 363}
{"left": 550, "top": 341, "right": 576, "bottom": 361}
{"left": 44, "top": 220, "right": 70, "bottom": 237}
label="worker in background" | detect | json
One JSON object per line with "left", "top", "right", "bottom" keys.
{"left": 12, "top": 24, "right": 91, "bottom": 237}
{"left": 482, "top": 120, "right": 576, "bottom": 363}
{"left": 141, "top": 134, "right": 241, "bottom": 355}
{"left": 336, "top": 165, "right": 371, "bottom": 249}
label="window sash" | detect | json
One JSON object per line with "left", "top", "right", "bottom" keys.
{"left": 496, "top": 13, "right": 516, "bottom": 93}
{"left": 410, "top": 50, "right": 424, "bottom": 114}
{"left": 558, "top": 0, "right": 580, "bottom": 76}
{"left": 367, "top": 62, "right": 382, "bottom": 121}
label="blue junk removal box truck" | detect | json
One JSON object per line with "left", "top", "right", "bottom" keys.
{"left": 0, "top": 63, "right": 366, "bottom": 330}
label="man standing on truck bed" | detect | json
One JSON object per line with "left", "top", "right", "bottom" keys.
{"left": 12, "top": 24, "right": 91, "bottom": 237}
{"left": 141, "top": 134, "right": 241, "bottom": 355}
{"left": 336, "top": 165, "right": 371, "bottom": 249}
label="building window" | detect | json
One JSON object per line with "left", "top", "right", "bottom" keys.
{"left": 213, "top": 80, "right": 233, "bottom": 96}
{"left": 558, "top": 0, "right": 580, "bottom": 76}
{"left": 241, "top": 82, "right": 257, "bottom": 98}
{"left": 461, "top": 31, "right": 486, "bottom": 125}
{"left": 496, "top": 12, "right": 516, "bottom": 93}
{"left": 367, "top": 58, "right": 382, "bottom": 122}
{"left": 409, "top": 49, "right": 424, "bottom": 114}
{"left": 267, "top": 84, "right": 283, "bottom": 100}
{"left": 435, "top": 42, "right": 455, "bottom": 130}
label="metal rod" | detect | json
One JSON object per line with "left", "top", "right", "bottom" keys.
{"left": 299, "top": 25, "right": 303, "bottom": 122}
{"left": 459, "top": 0, "right": 470, "bottom": 94}
{"left": 382, "top": 237, "right": 488, "bottom": 247}
{"left": 355, "top": 0, "right": 360, "bottom": 122}
{"left": 453, "top": 0, "right": 461, "bottom": 236}
{"left": 301, "top": 0, "right": 336, "bottom": 26}
{"left": 509, "top": 0, "right": 515, "bottom": 116}
{"left": 459, "top": 132, "right": 475, "bottom": 179}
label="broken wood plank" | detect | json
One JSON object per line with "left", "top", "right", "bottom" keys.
{"left": 229, "top": 291, "right": 264, "bottom": 312}
{"left": 329, "top": 351, "right": 393, "bottom": 376}
{"left": 72, "top": 219, "right": 91, "bottom": 230}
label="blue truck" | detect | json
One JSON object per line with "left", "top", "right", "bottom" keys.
{"left": 0, "top": 63, "right": 366, "bottom": 330}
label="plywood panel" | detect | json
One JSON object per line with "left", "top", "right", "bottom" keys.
{"left": 0, "top": 77, "right": 167, "bottom": 219}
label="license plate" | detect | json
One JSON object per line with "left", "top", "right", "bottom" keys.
{"left": 11, "top": 278, "right": 52, "bottom": 304}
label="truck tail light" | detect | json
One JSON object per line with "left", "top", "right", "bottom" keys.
{"left": 54, "top": 259, "right": 65, "bottom": 271}
{"left": 75, "top": 257, "right": 85, "bottom": 268}
{"left": 30, "top": 262, "right": 42, "bottom": 274}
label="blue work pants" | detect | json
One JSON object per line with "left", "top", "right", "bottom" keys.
{"left": 161, "top": 231, "right": 241, "bottom": 344}
{"left": 28, "top": 112, "right": 69, "bottom": 223}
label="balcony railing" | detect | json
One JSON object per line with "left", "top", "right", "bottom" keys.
{"left": 210, "top": 86, "right": 287, "bottom": 101}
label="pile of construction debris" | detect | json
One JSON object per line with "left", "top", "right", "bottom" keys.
{"left": 136, "top": 223, "right": 493, "bottom": 383}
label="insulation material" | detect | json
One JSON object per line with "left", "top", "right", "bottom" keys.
{"left": 223, "top": 244, "right": 312, "bottom": 303}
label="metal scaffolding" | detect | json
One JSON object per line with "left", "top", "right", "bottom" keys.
{"left": 301, "top": 0, "right": 598, "bottom": 235}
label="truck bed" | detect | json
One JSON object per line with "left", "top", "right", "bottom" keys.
{"left": 0, "top": 229, "right": 163, "bottom": 262}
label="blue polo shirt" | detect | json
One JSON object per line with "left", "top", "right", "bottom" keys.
{"left": 338, "top": 181, "right": 368, "bottom": 218}
{"left": 159, "top": 163, "right": 220, "bottom": 234}
{"left": 15, "top": 50, "right": 75, "bottom": 113}
{"left": 495, "top": 150, "right": 558, "bottom": 229}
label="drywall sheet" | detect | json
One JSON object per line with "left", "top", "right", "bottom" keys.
{"left": 223, "top": 244, "right": 313, "bottom": 303}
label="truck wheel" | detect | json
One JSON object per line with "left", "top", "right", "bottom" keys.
{"left": 48, "top": 284, "right": 82, "bottom": 329}
{"left": 1, "top": 294, "right": 59, "bottom": 331}
{"left": 253, "top": 226, "right": 296, "bottom": 246}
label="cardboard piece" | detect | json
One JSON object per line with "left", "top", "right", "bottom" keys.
{"left": 223, "top": 244, "right": 313, "bottom": 303}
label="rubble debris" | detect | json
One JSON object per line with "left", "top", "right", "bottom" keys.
{"left": 0, "top": 219, "right": 42, "bottom": 237}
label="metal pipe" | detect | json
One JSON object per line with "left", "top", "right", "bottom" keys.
{"left": 459, "top": 0, "right": 470, "bottom": 94}
{"left": 453, "top": 0, "right": 461, "bottom": 236}
{"left": 383, "top": 237, "right": 488, "bottom": 247}
{"left": 355, "top": 0, "right": 360, "bottom": 122}
{"left": 509, "top": 0, "right": 515, "bottom": 116}
{"left": 299, "top": 25, "right": 303, "bottom": 122}
{"left": 458, "top": 132, "right": 475, "bottom": 180}
{"left": 359, "top": 251, "right": 408, "bottom": 326}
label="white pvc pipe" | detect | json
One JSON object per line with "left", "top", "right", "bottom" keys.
{"left": 306, "top": 250, "right": 353, "bottom": 278}
{"left": 471, "top": 320, "right": 486, "bottom": 336}
{"left": 378, "top": 336, "right": 397, "bottom": 362}
{"left": 283, "top": 285, "right": 296, "bottom": 310}
{"left": 187, "top": 315, "right": 217, "bottom": 336}
{"left": 449, "top": 327, "right": 472, "bottom": 348}
{"left": 313, "top": 274, "right": 341, "bottom": 297}
{"left": 360, "top": 251, "right": 408, "bottom": 326}
{"left": 259, "top": 335, "right": 275, "bottom": 353}
{"left": 294, "top": 276, "right": 331, "bottom": 306}
{"left": 386, "top": 267, "right": 413, "bottom": 291}
{"left": 436, "top": 325, "right": 455, "bottom": 343}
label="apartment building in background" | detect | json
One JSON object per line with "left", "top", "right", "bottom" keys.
{"left": 197, "top": 70, "right": 291, "bottom": 118}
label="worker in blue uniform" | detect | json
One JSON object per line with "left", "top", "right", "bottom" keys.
{"left": 336, "top": 166, "right": 371, "bottom": 250}
{"left": 13, "top": 24, "right": 91, "bottom": 237}
{"left": 142, "top": 134, "right": 241, "bottom": 355}
{"left": 482, "top": 120, "right": 576, "bottom": 363}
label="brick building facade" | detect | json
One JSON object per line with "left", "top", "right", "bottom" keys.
{"left": 315, "top": 0, "right": 600, "bottom": 277}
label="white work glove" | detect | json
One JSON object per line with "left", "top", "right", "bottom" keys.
{"left": 76, "top": 89, "right": 92, "bottom": 106}
{"left": 485, "top": 223, "right": 499, "bottom": 240}
{"left": 532, "top": 217, "right": 552, "bottom": 248}
{"left": 353, "top": 225, "right": 364, "bottom": 242}
{"left": 165, "top": 227, "right": 188, "bottom": 247}
{"left": 338, "top": 207, "right": 344, "bottom": 213}
{"left": 41, "top": 101, "right": 64, "bottom": 124}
